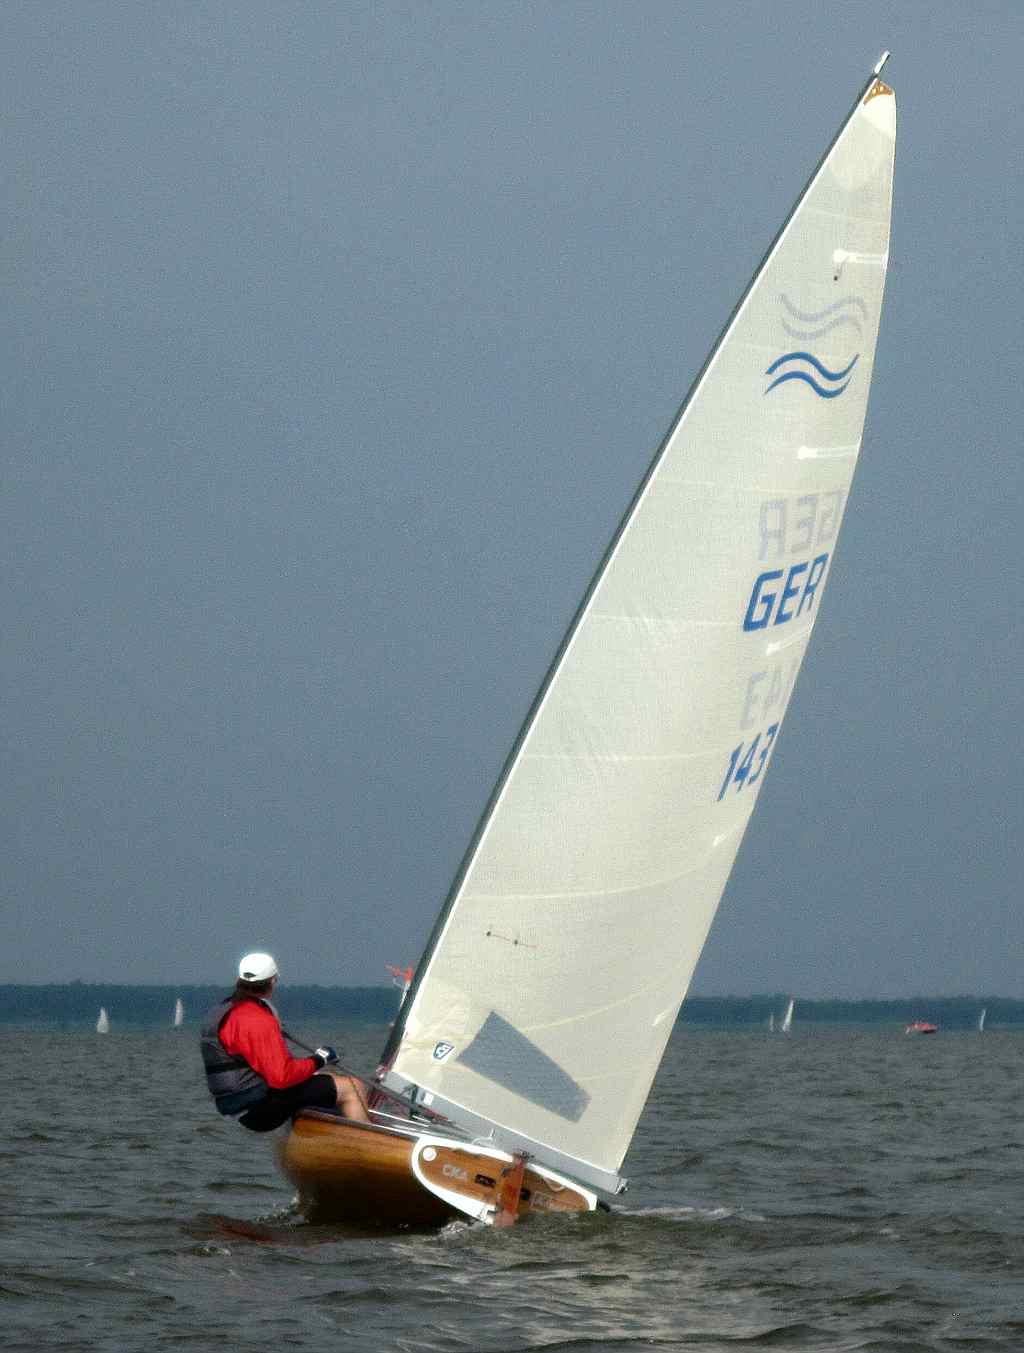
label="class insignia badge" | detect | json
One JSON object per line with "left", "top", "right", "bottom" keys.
{"left": 432, "top": 1041, "right": 455, "bottom": 1062}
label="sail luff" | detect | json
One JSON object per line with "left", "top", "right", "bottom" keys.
{"left": 382, "top": 68, "right": 895, "bottom": 1187}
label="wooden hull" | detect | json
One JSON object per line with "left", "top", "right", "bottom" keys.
{"left": 278, "top": 1111, "right": 596, "bottom": 1228}
{"left": 279, "top": 1113, "right": 453, "bottom": 1227}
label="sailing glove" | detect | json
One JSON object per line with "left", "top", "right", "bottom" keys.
{"left": 313, "top": 1045, "right": 339, "bottom": 1068}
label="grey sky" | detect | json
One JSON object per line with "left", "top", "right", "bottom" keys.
{"left": 3, "top": 2, "right": 1021, "bottom": 994}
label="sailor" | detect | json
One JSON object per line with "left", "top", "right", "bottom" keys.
{"left": 200, "top": 952, "right": 370, "bottom": 1132}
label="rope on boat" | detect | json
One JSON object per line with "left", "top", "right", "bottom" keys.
{"left": 281, "top": 1027, "right": 460, "bottom": 1131}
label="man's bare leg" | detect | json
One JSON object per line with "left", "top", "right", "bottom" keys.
{"left": 327, "top": 1072, "right": 370, "bottom": 1122}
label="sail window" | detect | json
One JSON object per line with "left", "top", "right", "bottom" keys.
{"left": 459, "top": 1012, "right": 591, "bottom": 1122}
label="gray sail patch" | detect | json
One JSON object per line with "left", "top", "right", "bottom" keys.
{"left": 458, "top": 1012, "right": 591, "bottom": 1122}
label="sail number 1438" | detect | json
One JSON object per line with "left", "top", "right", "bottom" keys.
{"left": 717, "top": 724, "right": 779, "bottom": 801}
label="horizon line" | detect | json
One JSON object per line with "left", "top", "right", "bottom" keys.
{"left": 0, "top": 982, "right": 1012, "bottom": 1002}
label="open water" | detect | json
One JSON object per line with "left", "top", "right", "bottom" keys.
{"left": 2, "top": 1023, "right": 1022, "bottom": 1352}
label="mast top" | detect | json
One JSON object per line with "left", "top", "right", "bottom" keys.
{"left": 873, "top": 51, "right": 891, "bottom": 76}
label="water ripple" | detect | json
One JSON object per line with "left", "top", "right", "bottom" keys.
{"left": 3, "top": 1026, "right": 1024, "bottom": 1351}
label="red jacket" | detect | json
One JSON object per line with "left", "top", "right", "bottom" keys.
{"left": 219, "top": 999, "right": 318, "bottom": 1091}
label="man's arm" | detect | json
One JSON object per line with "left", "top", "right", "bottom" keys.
{"left": 221, "top": 1004, "right": 319, "bottom": 1090}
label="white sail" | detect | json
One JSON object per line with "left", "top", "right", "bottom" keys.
{"left": 781, "top": 998, "right": 795, "bottom": 1034}
{"left": 978, "top": 1007, "right": 987, "bottom": 1033}
{"left": 96, "top": 1007, "right": 110, "bottom": 1034}
{"left": 174, "top": 998, "right": 184, "bottom": 1027}
{"left": 383, "top": 70, "right": 896, "bottom": 1193}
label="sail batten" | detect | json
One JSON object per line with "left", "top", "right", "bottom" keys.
{"left": 524, "top": 751, "right": 714, "bottom": 763}
{"left": 382, "top": 69, "right": 895, "bottom": 1186}
{"left": 765, "top": 626, "right": 815, "bottom": 655}
{"left": 590, "top": 614, "right": 738, "bottom": 625}
{"left": 466, "top": 868, "right": 716, "bottom": 904}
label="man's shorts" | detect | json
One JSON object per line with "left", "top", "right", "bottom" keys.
{"left": 238, "top": 1073, "right": 338, "bottom": 1133}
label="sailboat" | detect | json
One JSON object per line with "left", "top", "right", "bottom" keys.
{"left": 280, "top": 59, "right": 896, "bottom": 1226}
{"left": 978, "top": 1007, "right": 987, "bottom": 1033}
{"left": 780, "top": 999, "right": 795, "bottom": 1034}
{"left": 174, "top": 997, "right": 185, "bottom": 1028}
{"left": 96, "top": 1007, "right": 110, "bottom": 1034}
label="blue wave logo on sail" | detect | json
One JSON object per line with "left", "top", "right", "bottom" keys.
{"left": 764, "top": 350, "right": 859, "bottom": 399}
{"left": 764, "top": 294, "right": 866, "bottom": 398}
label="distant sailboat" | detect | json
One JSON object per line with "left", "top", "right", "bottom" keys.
{"left": 768, "top": 1014, "right": 775, "bottom": 1033}
{"left": 781, "top": 999, "right": 795, "bottom": 1035}
{"left": 173, "top": 997, "right": 185, "bottom": 1028}
{"left": 96, "top": 1007, "right": 110, "bottom": 1034}
{"left": 978, "top": 1007, "right": 987, "bottom": 1033}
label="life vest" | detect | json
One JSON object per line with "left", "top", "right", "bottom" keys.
{"left": 199, "top": 996, "right": 278, "bottom": 1116}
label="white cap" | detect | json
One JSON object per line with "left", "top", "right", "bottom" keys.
{"left": 238, "top": 951, "right": 279, "bottom": 982}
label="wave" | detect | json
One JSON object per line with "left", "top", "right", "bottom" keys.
{"left": 617, "top": 1203, "right": 767, "bottom": 1223}
{"left": 782, "top": 313, "right": 863, "bottom": 341}
{"left": 780, "top": 292, "right": 867, "bottom": 322}
{"left": 764, "top": 350, "right": 859, "bottom": 399}
{"left": 766, "top": 371, "right": 853, "bottom": 399}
